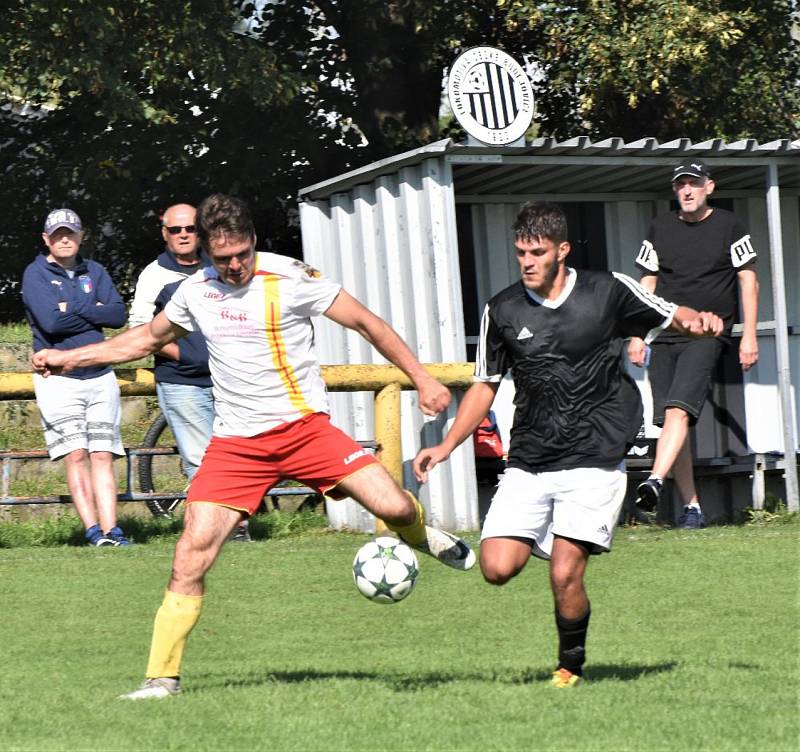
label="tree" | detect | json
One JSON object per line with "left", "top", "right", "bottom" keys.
{"left": 0, "top": 1, "right": 513, "bottom": 320}
{"left": 502, "top": 0, "right": 800, "bottom": 140}
{"left": 0, "top": 0, "right": 797, "bottom": 321}
{"left": 0, "top": 1, "right": 345, "bottom": 318}
{"left": 247, "top": 1, "right": 516, "bottom": 157}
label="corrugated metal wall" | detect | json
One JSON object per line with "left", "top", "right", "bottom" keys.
{"left": 299, "top": 156, "right": 481, "bottom": 532}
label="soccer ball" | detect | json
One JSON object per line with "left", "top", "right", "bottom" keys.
{"left": 352, "top": 536, "right": 419, "bottom": 604}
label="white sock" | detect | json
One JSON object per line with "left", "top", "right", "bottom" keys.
{"left": 686, "top": 502, "right": 701, "bottom": 510}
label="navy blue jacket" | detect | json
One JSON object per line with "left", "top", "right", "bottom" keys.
{"left": 22, "top": 254, "right": 127, "bottom": 379}
{"left": 153, "top": 280, "right": 212, "bottom": 387}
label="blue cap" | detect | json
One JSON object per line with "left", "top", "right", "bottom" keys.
{"left": 44, "top": 208, "right": 82, "bottom": 235}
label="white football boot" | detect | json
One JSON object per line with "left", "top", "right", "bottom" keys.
{"left": 404, "top": 526, "right": 476, "bottom": 571}
{"left": 120, "top": 677, "right": 181, "bottom": 700}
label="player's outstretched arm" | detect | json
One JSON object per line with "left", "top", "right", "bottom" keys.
{"left": 413, "top": 380, "right": 498, "bottom": 483}
{"left": 670, "top": 307, "right": 724, "bottom": 338}
{"left": 32, "top": 311, "right": 188, "bottom": 377}
{"left": 323, "top": 290, "right": 450, "bottom": 416}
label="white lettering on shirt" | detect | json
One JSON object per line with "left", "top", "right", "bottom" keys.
{"left": 730, "top": 234, "right": 756, "bottom": 268}
{"left": 636, "top": 240, "right": 659, "bottom": 272}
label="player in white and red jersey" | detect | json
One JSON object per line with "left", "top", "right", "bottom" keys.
{"left": 413, "top": 202, "right": 724, "bottom": 688}
{"left": 32, "top": 193, "right": 475, "bottom": 701}
{"left": 166, "top": 251, "right": 344, "bottom": 437}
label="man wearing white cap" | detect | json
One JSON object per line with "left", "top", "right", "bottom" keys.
{"left": 22, "top": 208, "right": 130, "bottom": 546}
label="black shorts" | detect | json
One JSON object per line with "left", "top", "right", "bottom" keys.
{"left": 648, "top": 338, "right": 725, "bottom": 426}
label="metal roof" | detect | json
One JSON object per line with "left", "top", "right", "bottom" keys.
{"left": 299, "top": 136, "right": 800, "bottom": 201}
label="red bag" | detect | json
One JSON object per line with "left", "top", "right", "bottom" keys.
{"left": 473, "top": 410, "right": 504, "bottom": 459}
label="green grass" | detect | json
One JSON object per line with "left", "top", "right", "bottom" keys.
{"left": 0, "top": 521, "right": 797, "bottom": 752}
{"left": 4, "top": 466, "right": 185, "bottom": 498}
{"left": 0, "top": 321, "right": 33, "bottom": 345}
{"left": 0, "top": 320, "right": 140, "bottom": 347}
{"left": 0, "top": 320, "right": 154, "bottom": 372}
{"left": 0, "top": 507, "right": 327, "bottom": 548}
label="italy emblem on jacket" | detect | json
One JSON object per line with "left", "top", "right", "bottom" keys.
{"left": 79, "top": 275, "right": 93, "bottom": 294}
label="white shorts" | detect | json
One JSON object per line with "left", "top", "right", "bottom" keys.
{"left": 480, "top": 465, "right": 628, "bottom": 555}
{"left": 33, "top": 371, "right": 125, "bottom": 460}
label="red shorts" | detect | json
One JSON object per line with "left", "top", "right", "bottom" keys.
{"left": 186, "top": 412, "right": 377, "bottom": 516}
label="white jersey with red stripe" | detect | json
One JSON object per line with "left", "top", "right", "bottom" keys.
{"left": 163, "top": 252, "right": 341, "bottom": 438}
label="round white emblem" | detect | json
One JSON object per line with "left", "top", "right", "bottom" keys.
{"left": 447, "top": 46, "right": 534, "bottom": 146}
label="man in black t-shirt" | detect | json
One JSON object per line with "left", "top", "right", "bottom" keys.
{"left": 628, "top": 162, "right": 759, "bottom": 529}
{"left": 413, "top": 202, "right": 723, "bottom": 687}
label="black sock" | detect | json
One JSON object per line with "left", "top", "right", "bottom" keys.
{"left": 555, "top": 605, "right": 591, "bottom": 676}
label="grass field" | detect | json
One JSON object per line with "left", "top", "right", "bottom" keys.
{"left": 0, "top": 519, "right": 797, "bottom": 752}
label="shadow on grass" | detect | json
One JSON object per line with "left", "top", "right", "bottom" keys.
{"left": 196, "top": 662, "right": 677, "bottom": 693}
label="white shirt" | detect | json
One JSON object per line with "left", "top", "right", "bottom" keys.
{"left": 128, "top": 256, "right": 196, "bottom": 326}
{"left": 164, "top": 252, "right": 341, "bottom": 437}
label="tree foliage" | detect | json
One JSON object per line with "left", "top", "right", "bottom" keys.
{"left": 0, "top": 1, "right": 330, "bottom": 317}
{"left": 0, "top": 0, "right": 797, "bottom": 321}
{"left": 503, "top": 0, "right": 800, "bottom": 140}
{"left": 261, "top": 1, "right": 515, "bottom": 156}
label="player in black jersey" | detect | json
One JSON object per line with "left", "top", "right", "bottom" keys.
{"left": 629, "top": 162, "right": 759, "bottom": 529}
{"left": 413, "top": 202, "right": 723, "bottom": 687}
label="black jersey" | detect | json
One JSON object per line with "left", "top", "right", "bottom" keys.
{"left": 634, "top": 208, "right": 756, "bottom": 339}
{"left": 475, "top": 270, "right": 675, "bottom": 473}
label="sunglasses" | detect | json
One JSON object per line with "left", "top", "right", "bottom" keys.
{"left": 163, "top": 225, "right": 197, "bottom": 235}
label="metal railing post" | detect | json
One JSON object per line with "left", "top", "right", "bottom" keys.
{"left": 373, "top": 381, "right": 402, "bottom": 534}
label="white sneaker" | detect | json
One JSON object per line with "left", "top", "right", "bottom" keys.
{"left": 404, "top": 526, "right": 476, "bottom": 571}
{"left": 120, "top": 677, "right": 181, "bottom": 700}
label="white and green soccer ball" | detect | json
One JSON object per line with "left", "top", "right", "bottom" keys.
{"left": 352, "top": 536, "right": 419, "bottom": 604}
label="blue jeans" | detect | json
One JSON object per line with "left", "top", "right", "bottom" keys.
{"left": 156, "top": 382, "right": 214, "bottom": 481}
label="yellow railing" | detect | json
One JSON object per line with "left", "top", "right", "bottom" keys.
{"left": 0, "top": 364, "right": 475, "bottom": 516}
{"left": 0, "top": 364, "right": 475, "bottom": 402}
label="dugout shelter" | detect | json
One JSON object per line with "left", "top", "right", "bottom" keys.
{"left": 298, "top": 136, "right": 800, "bottom": 532}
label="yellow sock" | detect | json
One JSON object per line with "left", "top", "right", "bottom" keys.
{"left": 145, "top": 590, "right": 203, "bottom": 679}
{"left": 386, "top": 492, "right": 427, "bottom": 547}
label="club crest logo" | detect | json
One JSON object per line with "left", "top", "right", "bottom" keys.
{"left": 292, "top": 260, "right": 322, "bottom": 279}
{"left": 447, "top": 47, "right": 534, "bottom": 146}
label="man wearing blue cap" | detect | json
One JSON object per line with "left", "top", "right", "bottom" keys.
{"left": 22, "top": 208, "right": 130, "bottom": 546}
{"left": 628, "top": 162, "right": 760, "bottom": 528}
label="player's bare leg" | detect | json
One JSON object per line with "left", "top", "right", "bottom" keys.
{"left": 549, "top": 536, "right": 591, "bottom": 687}
{"left": 550, "top": 537, "right": 589, "bottom": 618}
{"left": 338, "top": 463, "right": 475, "bottom": 570}
{"left": 121, "top": 502, "right": 243, "bottom": 700}
{"left": 479, "top": 536, "right": 533, "bottom": 585}
{"left": 336, "top": 463, "right": 415, "bottom": 525}
{"left": 169, "top": 502, "right": 243, "bottom": 595}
